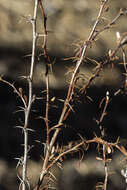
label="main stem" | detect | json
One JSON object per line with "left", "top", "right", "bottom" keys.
{"left": 22, "top": 1, "right": 38, "bottom": 190}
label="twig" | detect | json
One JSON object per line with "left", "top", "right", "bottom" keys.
{"left": 0, "top": 78, "right": 27, "bottom": 108}
{"left": 114, "top": 46, "right": 127, "bottom": 96}
{"left": 121, "top": 47, "right": 127, "bottom": 90}
{"left": 80, "top": 9, "right": 126, "bottom": 94}
{"left": 98, "top": 91, "right": 110, "bottom": 137}
{"left": 80, "top": 41, "right": 121, "bottom": 93}
{"left": 92, "top": 8, "right": 126, "bottom": 41}
{"left": 47, "top": 141, "right": 85, "bottom": 171}
{"left": 103, "top": 144, "right": 108, "bottom": 190}
{"left": 98, "top": 91, "right": 110, "bottom": 190}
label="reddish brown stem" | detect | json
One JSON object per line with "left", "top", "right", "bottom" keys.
{"left": 39, "top": 0, "right": 50, "bottom": 145}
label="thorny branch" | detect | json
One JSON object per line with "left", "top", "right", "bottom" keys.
{"left": 48, "top": 3, "right": 126, "bottom": 126}
{"left": 34, "top": 0, "right": 127, "bottom": 189}
{"left": 0, "top": 1, "right": 39, "bottom": 189}
{"left": 58, "top": 0, "right": 109, "bottom": 122}
{"left": 91, "top": 8, "right": 127, "bottom": 42}
{"left": 21, "top": 0, "right": 38, "bottom": 189}
{"left": 0, "top": 0, "right": 38, "bottom": 188}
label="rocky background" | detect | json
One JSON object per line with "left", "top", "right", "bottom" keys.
{"left": 0, "top": 0, "right": 127, "bottom": 84}
{"left": 0, "top": 0, "right": 127, "bottom": 190}
{"left": 0, "top": 0, "right": 127, "bottom": 87}
{"left": 1, "top": 0, "right": 127, "bottom": 55}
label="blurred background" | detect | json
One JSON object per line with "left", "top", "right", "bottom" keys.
{"left": 0, "top": 0, "right": 127, "bottom": 189}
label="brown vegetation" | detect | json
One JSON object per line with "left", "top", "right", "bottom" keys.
{"left": 1, "top": 1, "right": 127, "bottom": 190}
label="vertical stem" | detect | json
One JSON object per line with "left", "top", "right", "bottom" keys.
{"left": 39, "top": 0, "right": 50, "bottom": 145}
{"left": 98, "top": 91, "right": 109, "bottom": 190}
{"left": 103, "top": 145, "right": 108, "bottom": 190}
{"left": 122, "top": 48, "right": 127, "bottom": 89}
{"left": 22, "top": 1, "right": 38, "bottom": 190}
{"left": 45, "top": 71, "right": 50, "bottom": 144}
